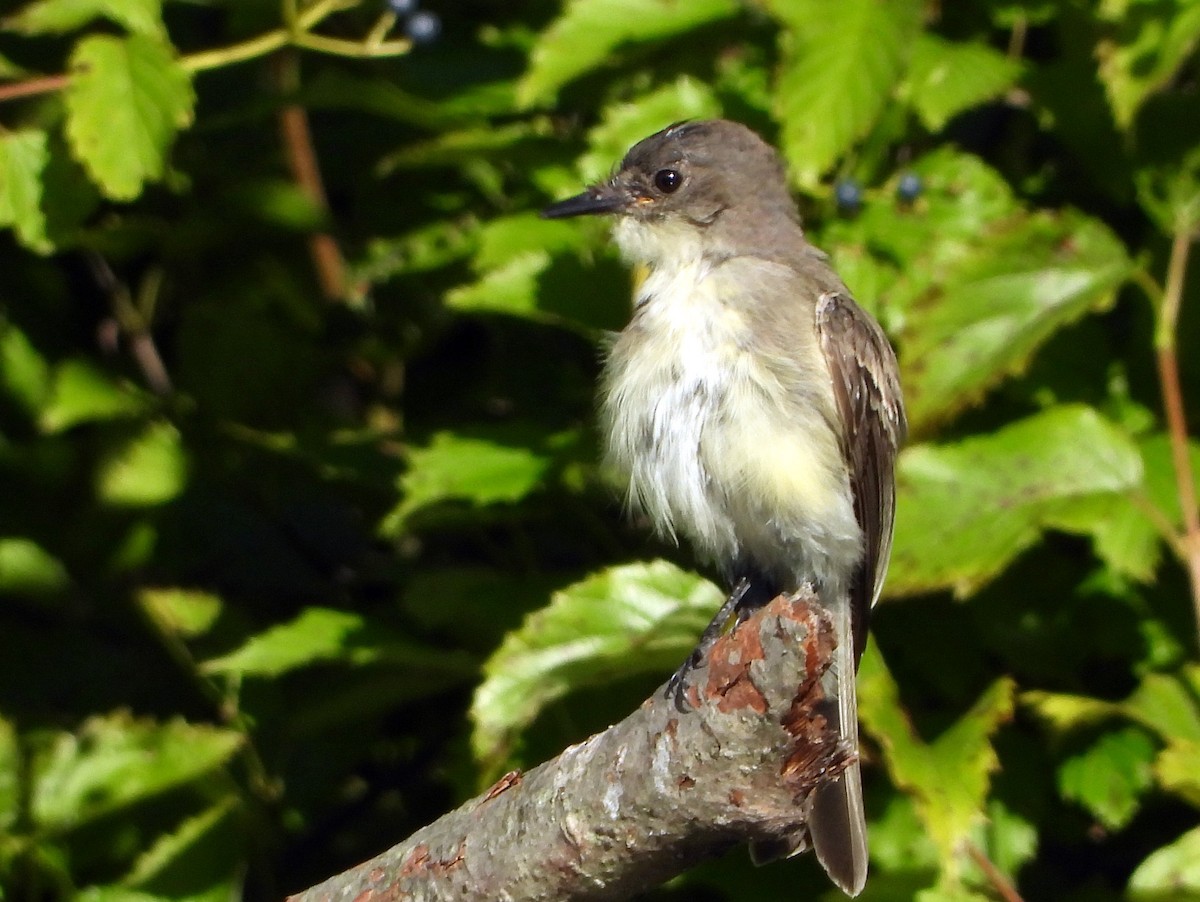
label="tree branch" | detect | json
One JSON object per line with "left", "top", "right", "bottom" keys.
{"left": 287, "top": 590, "right": 850, "bottom": 902}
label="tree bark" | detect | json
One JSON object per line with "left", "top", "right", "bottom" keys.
{"left": 288, "top": 589, "right": 850, "bottom": 902}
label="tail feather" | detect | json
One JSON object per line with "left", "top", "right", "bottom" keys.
{"left": 809, "top": 607, "right": 868, "bottom": 895}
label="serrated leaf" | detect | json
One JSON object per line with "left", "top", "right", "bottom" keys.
{"left": 577, "top": 77, "right": 722, "bottom": 183}
{"left": 39, "top": 359, "right": 148, "bottom": 432}
{"left": 906, "top": 34, "right": 1023, "bottom": 131}
{"left": 0, "top": 537, "right": 70, "bottom": 594}
{"left": 137, "top": 587, "right": 222, "bottom": 638}
{"left": 31, "top": 714, "right": 242, "bottom": 830}
{"left": 202, "top": 607, "right": 474, "bottom": 679}
{"left": 96, "top": 421, "right": 187, "bottom": 506}
{"left": 123, "top": 797, "right": 241, "bottom": 897}
{"left": 1059, "top": 726, "right": 1155, "bottom": 828}
{"left": 859, "top": 644, "right": 1014, "bottom": 872}
{"left": 470, "top": 561, "right": 722, "bottom": 768}
{"left": 1129, "top": 826, "right": 1200, "bottom": 901}
{"left": 1097, "top": 1, "right": 1200, "bottom": 130}
{"left": 0, "top": 129, "right": 51, "bottom": 252}
{"left": 65, "top": 34, "right": 194, "bottom": 200}
{"left": 888, "top": 406, "right": 1144, "bottom": 598}
{"left": 518, "top": 0, "right": 738, "bottom": 107}
{"left": 4, "top": 0, "right": 163, "bottom": 36}
{"left": 899, "top": 211, "right": 1131, "bottom": 429}
{"left": 768, "top": 0, "right": 922, "bottom": 186}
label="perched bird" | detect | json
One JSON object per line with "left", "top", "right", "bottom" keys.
{"left": 542, "top": 119, "right": 906, "bottom": 896}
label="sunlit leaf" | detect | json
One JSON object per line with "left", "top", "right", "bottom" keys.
{"left": 888, "top": 406, "right": 1143, "bottom": 598}
{"left": 64, "top": 34, "right": 194, "bottom": 200}
{"left": 767, "top": 0, "right": 922, "bottom": 186}
{"left": 859, "top": 644, "right": 1015, "bottom": 871}
{"left": 202, "top": 607, "right": 474, "bottom": 679}
{"left": 518, "top": 0, "right": 738, "bottom": 107}
{"left": 137, "top": 587, "right": 222, "bottom": 639}
{"left": 1128, "top": 825, "right": 1200, "bottom": 900}
{"left": 1097, "top": 1, "right": 1200, "bottom": 130}
{"left": 471, "top": 561, "right": 722, "bottom": 769}
{"left": 0, "top": 128, "right": 51, "bottom": 252}
{"left": 0, "top": 537, "right": 70, "bottom": 594}
{"left": 906, "top": 34, "right": 1023, "bottom": 130}
{"left": 122, "top": 797, "right": 241, "bottom": 901}
{"left": 1059, "top": 726, "right": 1155, "bottom": 829}
{"left": 96, "top": 421, "right": 187, "bottom": 506}
{"left": 39, "top": 360, "right": 148, "bottom": 432}
{"left": 1156, "top": 739, "right": 1200, "bottom": 808}
{"left": 4, "top": 0, "right": 163, "bottom": 35}
{"left": 32, "top": 714, "right": 242, "bottom": 830}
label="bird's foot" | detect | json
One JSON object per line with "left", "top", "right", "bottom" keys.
{"left": 663, "top": 576, "right": 754, "bottom": 711}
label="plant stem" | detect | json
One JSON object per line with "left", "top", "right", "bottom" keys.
{"left": 274, "top": 52, "right": 347, "bottom": 301}
{"left": 1154, "top": 230, "right": 1200, "bottom": 634}
{"left": 966, "top": 842, "right": 1026, "bottom": 902}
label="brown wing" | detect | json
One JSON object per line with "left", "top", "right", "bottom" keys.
{"left": 816, "top": 291, "right": 907, "bottom": 662}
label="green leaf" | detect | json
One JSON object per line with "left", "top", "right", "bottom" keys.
{"left": 387, "top": 429, "right": 564, "bottom": 530}
{"left": 137, "top": 587, "right": 222, "bottom": 639}
{"left": 0, "top": 537, "right": 70, "bottom": 594}
{"left": 0, "top": 129, "right": 51, "bottom": 252}
{"left": 122, "top": 797, "right": 241, "bottom": 900}
{"left": 356, "top": 219, "right": 478, "bottom": 284}
{"left": 1129, "top": 825, "right": 1200, "bottom": 901}
{"left": 888, "top": 405, "right": 1144, "bottom": 598}
{"left": 0, "top": 318, "right": 51, "bottom": 412}
{"left": 64, "top": 34, "right": 194, "bottom": 200}
{"left": 577, "top": 77, "right": 722, "bottom": 183}
{"left": 518, "top": 0, "right": 739, "bottom": 107}
{"left": 39, "top": 359, "right": 148, "bottom": 432}
{"left": 898, "top": 210, "right": 1132, "bottom": 429}
{"left": 1059, "top": 726, "right": 1156, "bottom": 829}
{"left": 1156, "top": 739, "right": 1200, "bottom": 808}
{"left": 31, "top": 714, "right": 242, "bottom": 831}
{"left": 768, "top": 0, "right": 922, "bottom": 186}
{"left": 905, "top": 34, "right": 1023, "bottom": 131}
{"left": 4, "top": 0, "right": 163, "bottom": 36}
{"left": 1097, "top": 1, "right": 1200, "bottom": 130}
{"left": 96, "top": 421, "right": 188, "bottom": 506}
{"left": 470, "top": 561, "right": 722, "bottom": 769}
{"left": 859, "top": 643, "right": 1015, "bottom": 873}
{"left": 201, "top": 607, "right": 474, "bottom": 679}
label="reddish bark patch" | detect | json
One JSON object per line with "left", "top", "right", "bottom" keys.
{"left": 728, "top": 788, "right": 746, "bottom": 807}
{"left": 677, "top": 774, "right": 696, "bottom": 789}
{"left": 706, "top": 619, "right": 768, "bottom": 714}
{"left": 480, "top": 769, "right": 523, "bottom": 804}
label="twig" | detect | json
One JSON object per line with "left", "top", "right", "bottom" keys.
{"left": 274, "top": 53, "right": 347, "bottom": 302}
{"left": 966, "top": 842, "right": 1026, "bottom": 902}
{"left": 0, "top": 0, "right": 409, "bottom": 106}
{"left": 287, "top": 592, "right": 850, "bottom": 902}
{"left": 1154, "top": 231, "right": 1200, "bottom": 633}
{"left": 86, "top": 254, "right": 173, "bottom": 395}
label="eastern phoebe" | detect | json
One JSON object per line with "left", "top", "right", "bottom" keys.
{"left": 542, "top": 119, "right": 907, "bottom": 897}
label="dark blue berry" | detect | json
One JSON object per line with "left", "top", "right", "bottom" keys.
{"left": 387, "top": 0, "right": 418, "bottom": 15}
{"left": 834, "top": 179, "right": 862, "bottom": 213}
{"left": 405, "top": 10, "right": 441, "bottom": 44}
{"left": 896, "top": 172, "right": 922, "bottom": 203}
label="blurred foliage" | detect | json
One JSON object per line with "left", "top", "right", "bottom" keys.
{"left": 1, "top": 0, "right": 1199, "bottom": 899}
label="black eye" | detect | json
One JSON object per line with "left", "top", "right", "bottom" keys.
{"left": 654, "top": 169, "right": 682, "bottom": 193}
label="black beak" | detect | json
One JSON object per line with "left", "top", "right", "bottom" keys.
{"left": 540, "top": 186, "right": 626, "bottom": 219}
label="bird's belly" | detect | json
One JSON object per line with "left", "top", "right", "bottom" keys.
{"left": 602, "top": 292, "right": 860, "bottom": 587}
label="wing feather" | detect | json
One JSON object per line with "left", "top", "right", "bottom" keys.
{"left": 815, "top": 291, "right": 907, "bottom": 661}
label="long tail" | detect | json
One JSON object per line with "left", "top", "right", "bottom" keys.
{"left": 808, "top": 605, "right": 868, "bottom": 895}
